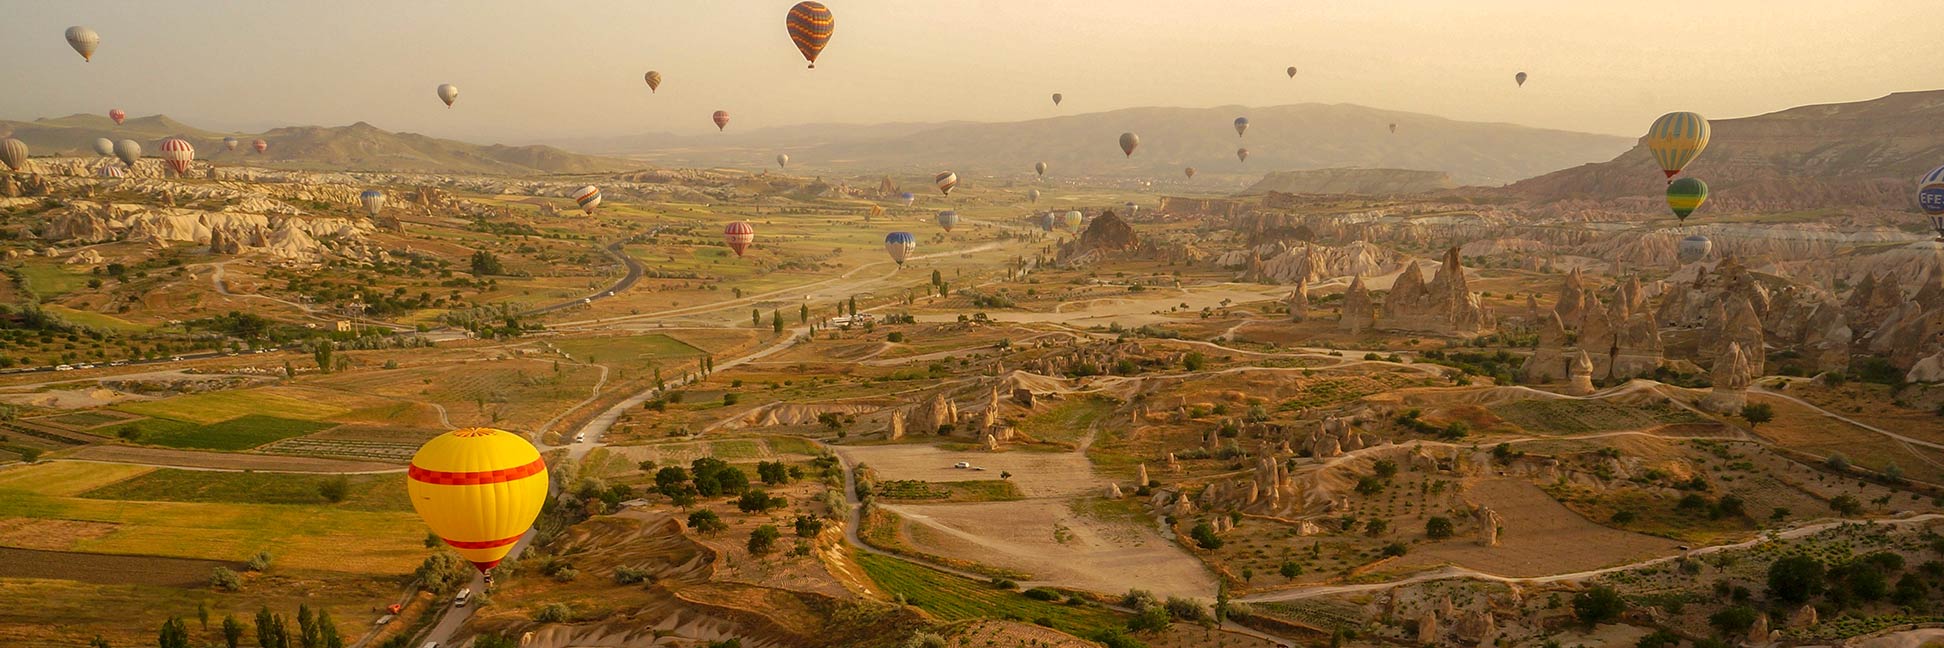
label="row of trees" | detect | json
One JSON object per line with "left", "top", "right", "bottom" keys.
{"left": 152, "top": 605, "right": 340, "bottom": 648}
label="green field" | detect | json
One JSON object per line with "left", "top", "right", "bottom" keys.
{"left": 80, "top": 469, "right": 410, "bottom": 512}
{"left": 107, "top": 415, "right": 335, "bottom": 451}
{"left": 765, "top": 436, "right": 822, "bottom": 456}
{"left": 115, "top": 389, "right": 352, "bottom": 425}
{"left": 40, "top": 305, "right": 151, "bottom": 333}
{"left": 876, "top": 479, "right": 1023, "bottom": 503}
{"left": 1018, "top": 397, "right": 1116, "bottom": 445}
{"left": 551, "top": 334, "right": 706, "bottom": 369}
{"left": 15, "top": 263, "right": 90, "bottom": 298}
{"left": 1491, "top": 399, "right": 1706, "bottom": 435}
{"left": 854, "top": 551, "right": 1123, "bottom": 637}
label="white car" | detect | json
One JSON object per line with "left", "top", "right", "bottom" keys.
{"left": 574, "top": 433, "right": 586, "bottom": 443}
{"left": 953, "top": 461, "right": 970, "bottom": 469}
{"left": 55, "top": 364, "right": 74, "bottom": 371}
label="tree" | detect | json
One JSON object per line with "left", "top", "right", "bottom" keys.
{"left": 158, "top": 617, "right": 191, "bottom": 648}
{"left": 756, "top": 461, "right": 791, "bottom": 485}
{"left": 255, "top": 608, "right": 277, "bottom": 648}
{"left": 297, "top": 605, "right": 319, "bottom": 648}
{"left": 1189, "top": 520, "right": 1222, "bottom": 550}
{"left": 1709, "top": 606, "right": 1759, "bottom": 636}
{"left": 221, "top": 615, "right": 245, "bottom": 648}
{"left": 1425, "top": 516, "right": 1455, "bottom": 540}
{"left": 1571, "top": 585, "right": 1623, "bottom": 625}
{"left": 414, "top": 552, "right": 473, "bottom": 594}
{"left": 752, "top": 309, "right": 762, "bottom": 327}
{"left": 317, "top": 476, "right": 350, "bottom": 503}
{"left": 738, "top": 489, "right": 782, "bottom": 513}
{"left": 312, "top": 342, "right": 334, "bottom": 374}
{"left": 473, "top": 636, "right": 517, "bottom": 648}
{"left": 198, "top": 601, "right": 210, "bottom": 630}
{"left": 930, "top": 269, "right": 942, "bottom": 287}
{"left": 748, "top": 525, "right": 781, "bottom": 555}
{"left": 687, "top": 509, "right": 728, "bottom": 535}
{"left": 793, "top": 515, "right": 824, "bottom": 537}
{"left": 848, "top": 296, "right": 858, "bottom": 316}
{"left": 469, "top": 250, "right": 503, "bottom": 276}
{"left": 1279, "top": 561, "right": 1302, "bottom": 579}
{"left": 1766, "top": 555, "right": 1825, "bottom": 604}
{"left": 1740, "top": 403, "right": 1774, "bottom": 427}
{"left": 771, "top": 310, "right": 784, "bottom": 334}
{"left": 1830, "top": 494, "right": 1863, "bottom": 516}
{"left": 1183, "top": 352, "right": 1206, "bottom": 371}
{"left": 799, "top": 304, "right": 809, "bottom": 323}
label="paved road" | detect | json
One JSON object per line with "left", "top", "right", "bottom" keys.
{"left": 516, "top": 240, "right": 645, "bottom": 318}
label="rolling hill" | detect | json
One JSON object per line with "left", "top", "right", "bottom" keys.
{"left": 1498, "top": 90, "right": 1944, "bottom": 213}
{"left": 557, "top": 104, "right": 1632, "bottom": 187}
{"left": 0, "top": 115, "right": 634, "bottom": 176}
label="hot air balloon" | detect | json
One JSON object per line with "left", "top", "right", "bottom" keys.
{"left": 867, "top": 204, "right": 884, "bottom": 221}
{"left": 0, "top": 140, "right": 27, "bottom": 173}
{"left": 114, "top": 139, "right": 141, "bottom": 168}
{"left": 936, "top": 210, "right": 959, "bottom": 232}
{"left": 724, "top": 221, "right": 756, "bottom": 257}
{"left": 108, "top": 109, "right": 125, "bottom": 125}
{"left": 159, "top": 139, "right": 195, "bottom": 176}
{"left": 900, "top": 192, "right": 916, "bottom": 207}
{"left": 1037, "top": 213, "right": 1056, "bottom": 232}
{"left": 1918, "top": 164, "right": 1944, "bottom": 240}
{"left": 1665, "top": 177, "right": 1708, "bottom": 221}
{"left": 934, "top": 171, "right": 957, "bottom": 196}
{"left": 1389, "top": 123, "right": 1398, "bottom": 134}
{"left": 884, "top": 232, "right": 916, "bottom": 265}
{"left": 1646, "top": 112, "right": 1710, "bottom": 179}
{"left": 360, "top": 190, "right": 385, "bottom": 217}
{"left": 1237, "top": 148, "right": 1249, "bottom": 162}
{"left": 407, "top": 427, "right": 549, "bottom": 574}
{"left": 786, "top": 2, "right": 836, "bottom": 68}
{"left": 1051, "top": 93, "right": 1063, "bottom": 106}
{"left": 712, "top": 110, "right": 730, "bottom": 131}
{"left": 1677, "top": 235, "right": 1712, "bottom": 264}
{"left": 1184, "top": 167, "right": 1197, "bottom": 179}
{"left": 1027, "top": 189, "right": 1040, "bottom": 204}
{"left": 1034, "top": 161, "right": 1047, "bottom": 177}
{"left": 97, "top": 165, "right": 126, "bottom": 179}
{"left": 572, "top": 186, "right": 602, "bottom": 214}
{"left": 253, "top": 139, "right": 268, "bottom": 154}
{"left": 1118, "top": 132, "right": 1139, "bottom": 157}
{"left": 1286, "top": 66, "right": 1298, "bottom": 78}
{"left": 1515, "top": 72, "right": 1528, "bottom": 87}
{"left": 644, "top": 71, "right": 663, "bottom": 93}
{"left": 224, "top": 137, "right": 240, "bottom": 151}
{"left": 1124, "top": 201, "right": 1139, "bottom": 216}
{"left": 777, "top": 153, "right": 789, "bottom": 169}
{"left": 437, "top": 84, "right": 459, "bottom": 108}
{"left": 1063, "top": 211, "right": 1083, "bottom": 231}
{"left": 65, "top": 27, "right": 99, "bottom": 62}
{"left": 1233, "top": 117, "right": 1249, "bottom": 137}
{"left": 92, "top": 138, "right": 114, "bottom": 157}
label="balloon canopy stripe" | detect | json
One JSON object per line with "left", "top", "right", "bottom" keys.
{"left": 441, "top": 533, "right": 523, "bottom": 550}
{"left": 409, "top": 456, "right": 547, "bottom": 486}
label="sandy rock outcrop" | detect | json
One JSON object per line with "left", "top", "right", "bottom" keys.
{"left": 1523, "top": 311, "right": 1569, "bottom": 381}
{"left": 1566, "top": 350, "right": 1595, "bottom": 396}
{"left": 1287, "top": 279, "right": 1310, "bottom": 322}
{"left": 1340, "top": 275, "right": 1375, "bottom": 333}
{"left": 1704, "top": 342, "right": 1753, "bottom": 413}
{"left": 1377, "top": 247, "right": 1494, "bottom": 335}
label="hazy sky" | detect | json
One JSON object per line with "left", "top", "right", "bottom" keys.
{"left": 0, "top": 1, "right": 1935, "bottom": 144}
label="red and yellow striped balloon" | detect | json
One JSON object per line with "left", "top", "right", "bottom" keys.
{"left": 785, "top": 2, "right": 835, "bottom": 68}
{"left": 407, "top": 428, "right": 549, "bottom": 573}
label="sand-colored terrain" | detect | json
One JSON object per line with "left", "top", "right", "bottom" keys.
{"left": 1389, "top": 477, "right": 1679, "bottom": 578}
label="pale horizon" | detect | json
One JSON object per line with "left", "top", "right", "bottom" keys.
{"left": 0, "top": 0, "right": 1935, "bottom": 145}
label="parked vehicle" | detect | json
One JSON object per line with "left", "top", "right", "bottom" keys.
{"left": 453, "top": 588, "right": 471, "bottom": 607}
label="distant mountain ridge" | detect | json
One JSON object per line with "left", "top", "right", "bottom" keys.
{"left": 552, "top": 103, "right": 1632, "bottom": 186}
{"left": 1241, "top": 168, "right": 1455, "bottom": 195}
{"left": 0, "top": 114, "right": 633, "bottom": 176}
{"left": 1498, "top": 90, "right": 1944, "bottom": 213}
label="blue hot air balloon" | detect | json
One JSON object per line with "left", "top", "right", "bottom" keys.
{"left": 884, "top": 232, "right": 916, "bottom": 265}
{"left": 900, "top": 192, "right": 916, "bottom": 207}
{"left": 1233, "top": 117, "right": 1249, "bottom": 137}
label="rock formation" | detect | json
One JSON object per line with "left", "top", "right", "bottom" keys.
{"left": 1474, "top": 506, "right": 1503, "bottom": 547}
{"left": 1566, "top": 350, "right": 1595, "bottom": 396}
{"left": 888, "top": 409, "right": 906, "bottom": 440}
{"left": 1554, "top": 267, "right": 1587, "bottom": 328}
{"left": 1339, "top": 275, "right": 1375, "bottom": 333}
{"left": 1377, "top": 248, "right": 1494, "bottom": 334}
{"left": 1417, "top": 611, "right": 1440, "bottom": 646}
{"left": 1578, "top": 295, "right": 1616, "bottom": 379}
{"left": 1136, "top": 464, "right": 1150, "bottom": 487}
{"left": 1523, "top": 313, "right": 1570, "bottom": 382}
{"left": 1609, "top": 307, "right": 1664, "bottom": 378}
{"left": 1704, "top": 342, "right": 1752, "bottom": 414}
{"left": 1287, "top": 279, "right": 1310, "bottom": 322}
{"left": 1106, "top": 483, "right": 1123, "bottom": 499}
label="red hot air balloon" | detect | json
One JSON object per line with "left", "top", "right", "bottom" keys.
{"left": 159, "top": 138, "right": 195, "bottom": 176}
{"left": 712, "top": 110, "right": 730, "bottom": 132}
{"left": 724, "top": 221, "right": 756, "bottom": 257}
{"left": 785, "top": 2, "right": 836, "bottom": 69}
{"left": 253, "top": 139, "right": 268, "bottom": 154}
{"left": 108, "top": 109, "right": 125, "bottom": 125}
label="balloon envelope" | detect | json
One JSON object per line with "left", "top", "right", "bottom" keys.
{"left": 900, "top": 192, "right": 915, "bottom": 206}
{"left": 1915, "top": 164, "right": 1944, "bottom": 215}
{"left": 65, "top": 26, "right": 99, "bottom": 62}
{"left": 785, "top": 2, "right": 836, "bottom": 68}
{"left": 933, "top": 171, "right": 957, "bottom": 195}
{"left": 159, "top": 138, "right": 195, "bottom": 175}
{"left": 1051, "top": 93, "right": 1062, "bottom": 106}
{"left": 253, "top": 139, "right": 268, "bottom": 154}
{"left": 1027, "top": 189, "right": 1040, "bottom": 203}
{"left": 1236, "top": 148, "right": 1249, "bottom": 162}
{"left": 1647, "top": 112, "right": 1711, "bottom": 178}
{"left": 114, "top": 139, "right": 141, "bottom": 167}
{"left": 1677, "top": 235, "right": 1712, "bottom": 264}
{"left": 360, "top": 190, "right": 385, "bottom": 217}
{"left": 936, "top": 210, "right": 959, "bottom": 232}
{"left": 1034, "top": 161, "right": 1047, "bottom": 177}
{"left": 712, "top": 110, "right": 730, "bottom": 131}
{"left": 1286, "top": 66, "right": 1298, "bottom": 78}
{"left": 1233, "top": 117, "right": 1249, "bottom": 137}
{"left": 1666, "top": 177, "right": 1709, "bottom": 221}
{"left": 437, "top": 84, "right": 459, "bottom": 108}
{"left": 1184, "top": 167, "right": 1196, "bottom": 179}
{"left": 92, "top": 138, "right": 114, "bottom": 157}
{"left": 572, "top": 186, "right": 602, "bottom": 214}
{"left": 1063, "top": 211, "right": 1083, "bottom": 231}
{"left": 407, "top": 428, "right": 548, "bottom": 574}
{"left": 884, "top": 232, "right": 916, "bottom": 265}
{"left": 1515, "top": 71, "right": 1528, "bottom": 87}
{"left": 777, "top": 153, "right": 789, "bottom": 169}
{"left": 108, "top": 109, "right": 125, "bottom": 125}
{"left": 223, "top": 137, "right": 239, "bottom": 151}
{"left": 1118, "top": 132, "right": 1139, "bottom": 157}
{"left": 97, "top": 165, "right": 126, "bottom": 179}
{"left": 0, "top": 139, "right": 27, "bottom": 173}
{"left": 724, "top": 221, "right": 756, "bottom": 257}
{"left": 644, "top": 71, "right": 663, "bottom": 92}
{"left": 1037, "top": 213, "right": 1056, "bottom": 232}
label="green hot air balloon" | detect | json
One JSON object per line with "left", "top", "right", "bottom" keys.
{"left": 1666, "top": 177, "right": 1709, "bottom": 221}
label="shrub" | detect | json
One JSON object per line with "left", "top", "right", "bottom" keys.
{"left": 317, "top": 477, "right": 350, "bottom": 503}
{"left": 1708, "top": 606, "right": 1759, "bottom": 636}
{"left": 1425, "top": 516, "right": 1455, "bottom": 539}
{"left": 246, "top": 551, "right": 272, "bottom": 572}
{"left": 1163, "top": 596, "right": 1210, "bottom": 623}
{"left": 1766, "top": 555, "right": 1825, "bottom": 604}
{"left": 1023, "top": 587, "right": 1062, "bottom": 601}
{"left": 1189, "top": 520, "right": 1222, "bottom": 549}
{"left": 748, "top": 525, "right": 781, "bottom": 555}
{"left": 1572, "top": 586, "right": 1623, "bottom": 625}
{"left": 209, "top": 567, "right": 243, "bottom": 591}
{"left": 532, "top": 603, "right": 571, "bottom": 623}
{"left": 613, "top": 566, "right": 652, "bottom": 585}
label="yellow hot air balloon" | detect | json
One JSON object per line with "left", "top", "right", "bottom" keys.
{"left": 407, "top": 428, "right": 549, "bottom": 573}
{"left": 1645, "top": 112, "right": 1710, "bottom": 180}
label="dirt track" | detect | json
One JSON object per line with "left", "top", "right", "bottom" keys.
{"left": 0, "top": 547, "right": 241, "bottom": 588}
{"left": 60, "top": 446, "right": 403, "bottom": 474}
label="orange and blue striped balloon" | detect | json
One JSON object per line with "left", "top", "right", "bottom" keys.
{"left": 786, "top": 2, "right": 835, "bottom": 69}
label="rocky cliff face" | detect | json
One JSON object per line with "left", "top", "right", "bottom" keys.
{"left": 1241, "top": 168, "right": 1457, "bottom": 196}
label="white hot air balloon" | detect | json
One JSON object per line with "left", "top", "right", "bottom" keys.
{"left": 776, "top": 153, "right": 789, "bottom": 169}
{"left": 92, "top": 138, "right": 115, "bottom": 157}
{"left": 437, "top": 84, "right": 459, "bottom": 108}
{"left": 113, "top": 139, "right": 142, "bottom": 168}
{"left": 65, "top": 26, "right": 100, "bottom": 62}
